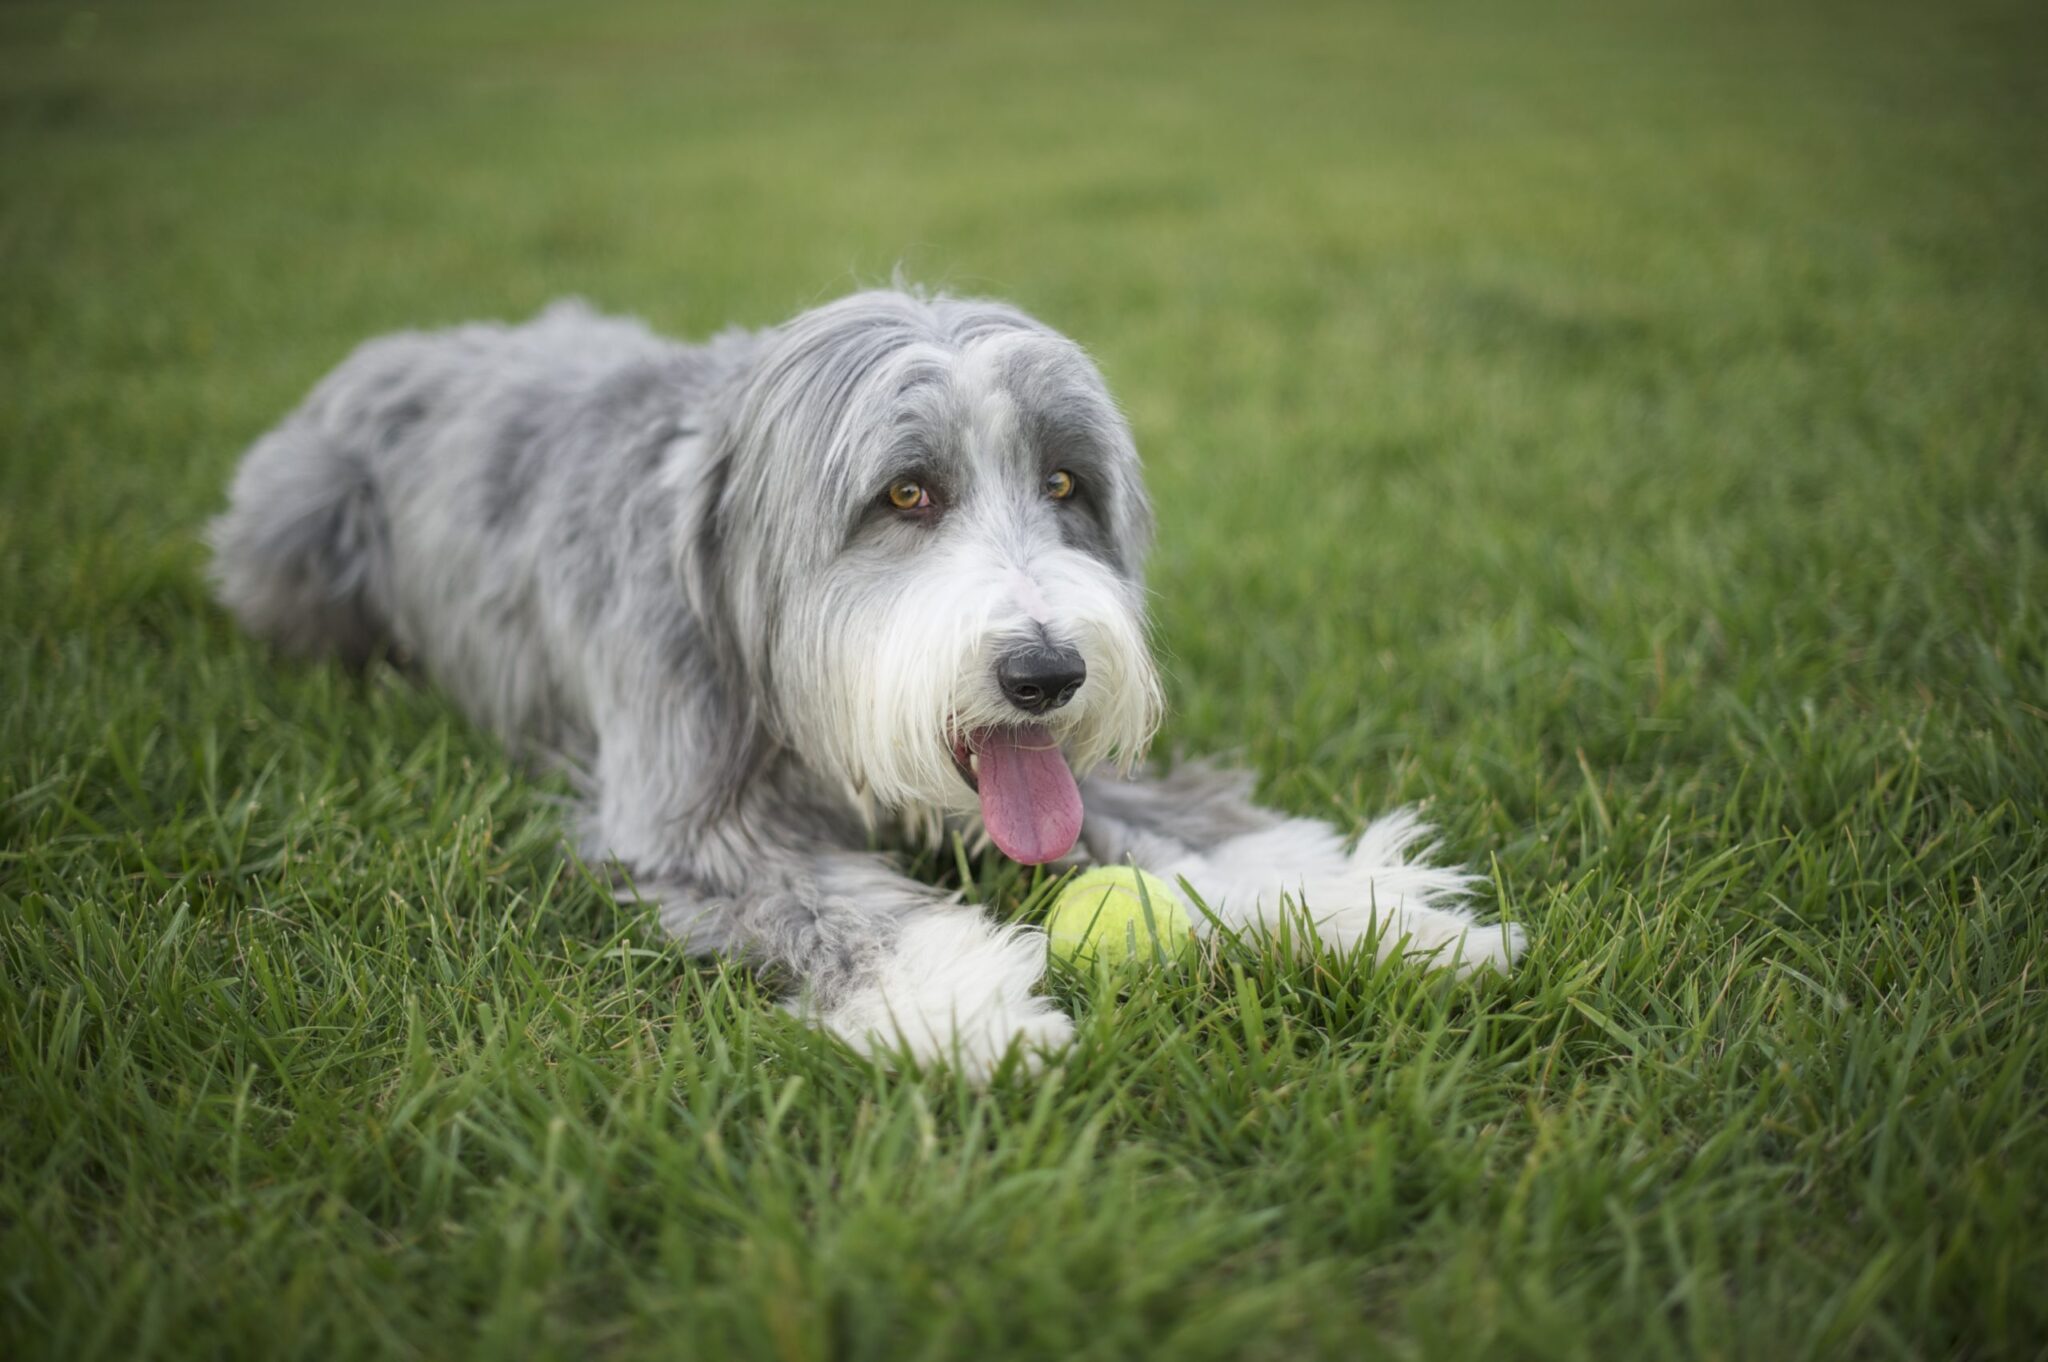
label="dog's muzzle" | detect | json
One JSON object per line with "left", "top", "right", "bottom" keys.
{"left": 948, "top": 640, "right": 1090, "bottom": 866}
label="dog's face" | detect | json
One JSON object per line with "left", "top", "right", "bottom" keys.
{"left": 690, "top": 291, "right": 1162, "bottom": 860}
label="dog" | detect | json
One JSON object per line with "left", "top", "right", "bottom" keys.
{"left": 210, "top": 288, "right": 1522, "bottom": 1078}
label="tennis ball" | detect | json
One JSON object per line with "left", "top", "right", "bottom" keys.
{"left": 1045, "top": 867, "right": 1193, "bottom": 966}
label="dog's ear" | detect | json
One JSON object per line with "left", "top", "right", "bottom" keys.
{"left": 1102, "top": 426, "right": 1156, "bottom": 582}
{"left": 676, "top": 420, "right": 737, "bottom": 660}
{"left": 674, "top": 417, "right": 776, "bottom": 817}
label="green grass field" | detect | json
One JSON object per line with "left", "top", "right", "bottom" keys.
{"left": 5, "top": 1, "right": 2047, "bottom": 1357}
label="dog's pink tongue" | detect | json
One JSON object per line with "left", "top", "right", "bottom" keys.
{"left": 974, "top": 724, "right": 1083, "bottom": 865}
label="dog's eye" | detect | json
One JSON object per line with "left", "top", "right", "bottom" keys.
{"left": 886, "top": 479, "right": 932, "bottom": 511}
{"left": 1046, "top": 469, "right": 1077, "bottom": 500}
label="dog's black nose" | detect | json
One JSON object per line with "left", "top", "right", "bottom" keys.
{"left": 996, "top": 644, "right": 1086, "bottom": 715}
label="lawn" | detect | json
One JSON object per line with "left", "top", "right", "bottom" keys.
{"left": 4, "top": 0, "right": 2046, "bottom": 1357}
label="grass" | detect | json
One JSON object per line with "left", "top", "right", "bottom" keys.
{"left": 3, "top": 0, "right": 2046, "bottom": 1356}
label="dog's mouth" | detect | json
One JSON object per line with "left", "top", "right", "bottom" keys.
{"left": 950, "top": 725, "right": 1083, "bottom": 866}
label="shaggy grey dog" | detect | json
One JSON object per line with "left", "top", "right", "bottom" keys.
{"left": 211, "top": 289, "right": 1521, "bottom": 1077}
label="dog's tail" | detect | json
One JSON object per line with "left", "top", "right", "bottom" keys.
{"left": 207, "top": 344, "right": 415, "bottom": 666}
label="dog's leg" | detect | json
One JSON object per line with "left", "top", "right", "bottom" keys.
{"left": 1078, "top": 763, "right": 1523, "bottom": 974}
{"left": 646, "top": 850, "right": 1072, "bottom": 1079}
{"left": 595, "top": 796, "right": 1073, "bottom": 1079}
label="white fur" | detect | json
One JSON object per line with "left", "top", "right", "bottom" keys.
{"left": 1163, "top": 811, "right": 1523, "bottom": 973}
{"left": 807, "top": 910, "right": 1075, "bottom": 1079}
{"left": 801, "top": 532, "right": 1161, "bottom": 819}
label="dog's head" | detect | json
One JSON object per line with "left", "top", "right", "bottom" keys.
{"left": 685, "top": 289, "right": 1162, "bottom": 860}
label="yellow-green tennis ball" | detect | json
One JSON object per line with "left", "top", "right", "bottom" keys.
{"left": 1046, "top": 867, "right": 1193, "bottom": 966}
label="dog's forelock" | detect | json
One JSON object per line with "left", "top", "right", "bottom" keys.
{"left": 713, "top": 291, "right": 1146, "bottom": 568}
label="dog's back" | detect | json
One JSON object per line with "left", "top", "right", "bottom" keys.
{"left": 208, "top": 302, "right": 733, "bottom": 743}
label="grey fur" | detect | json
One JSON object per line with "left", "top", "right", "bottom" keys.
{"left": 212, "top": 287, "right": 1518, "bottom": 1074}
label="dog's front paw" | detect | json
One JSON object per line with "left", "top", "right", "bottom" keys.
{"left": 813, "top": 911, "right": 1075, "bottom": 1080}
{"left": 1183, "top": 810, "right": 1524, "bottom": 976}
{"left": 1303, "top": 889, "right": 1525, "bottom": 976}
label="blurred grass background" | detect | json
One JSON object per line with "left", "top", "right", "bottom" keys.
{"left": 3, "top": 1, "right": 2046, "bottom": 1358}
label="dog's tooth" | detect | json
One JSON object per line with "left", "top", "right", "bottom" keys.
{"left": 969, "top": 752, "right": 980, "bottom": 775}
